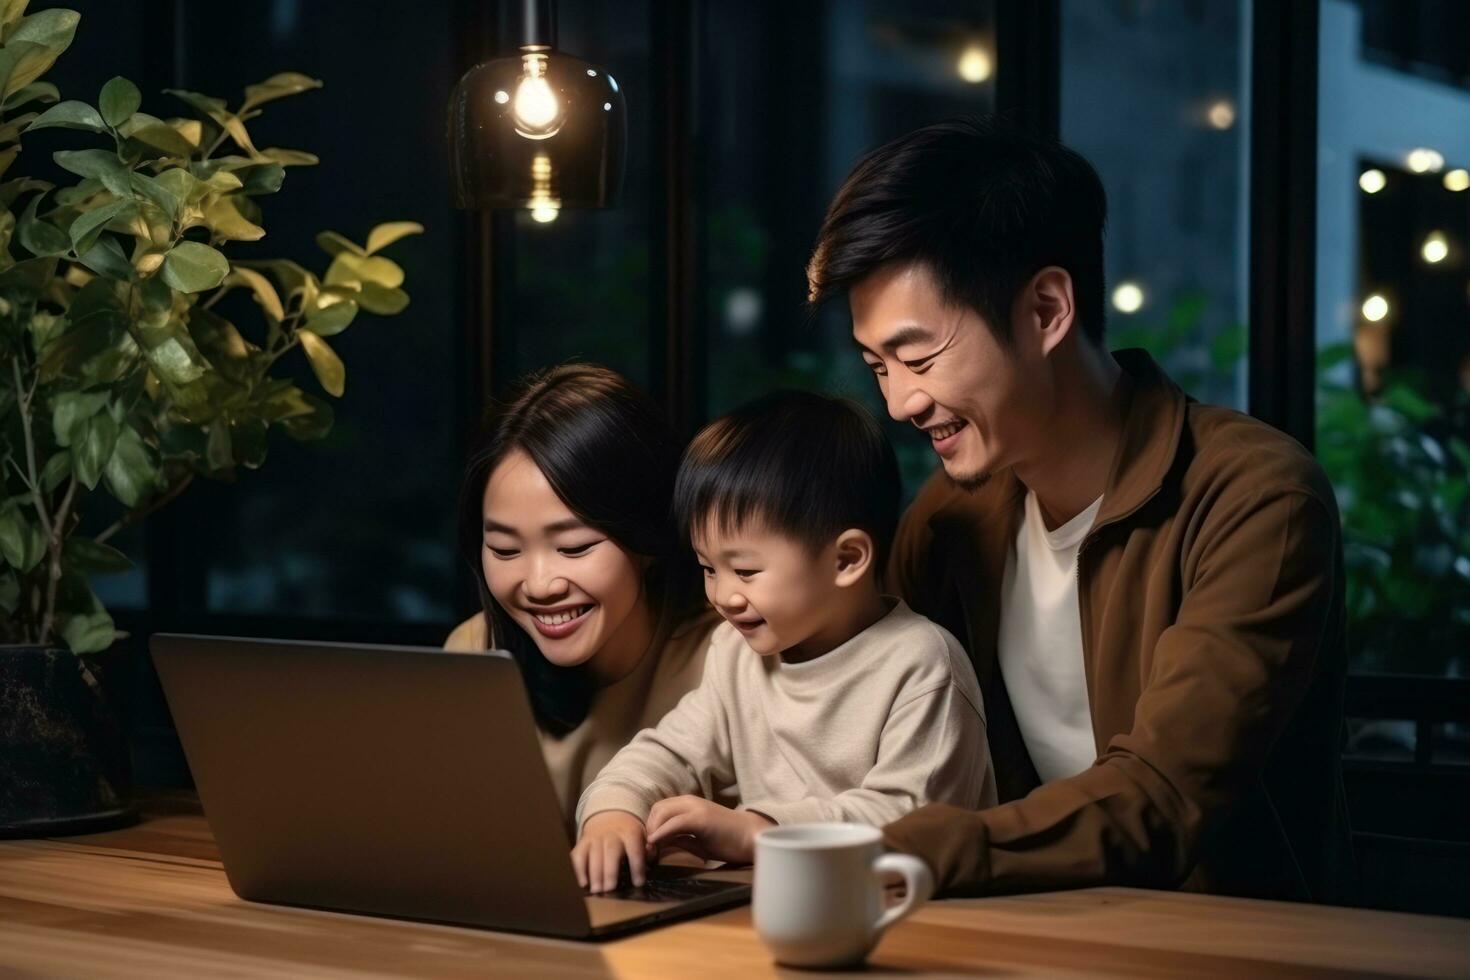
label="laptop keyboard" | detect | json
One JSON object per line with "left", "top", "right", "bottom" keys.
{"left": 596, "top": 867, "right": 747, "bottom": 903}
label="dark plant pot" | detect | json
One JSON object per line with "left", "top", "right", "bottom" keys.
{"left": 0, "top": 645, "right": 138, "bottom": 837}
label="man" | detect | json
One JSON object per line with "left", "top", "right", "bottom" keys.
{"left": 806, "top": 116, "right": 1353, "bottom": 902}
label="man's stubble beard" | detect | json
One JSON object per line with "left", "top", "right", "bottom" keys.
{"left": 945, "top": 464, "right": 992, "bottom": 493}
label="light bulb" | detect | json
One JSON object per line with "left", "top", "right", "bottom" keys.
{"left": 1407, "top": 148, "right": 1444, "bottom": 174}
{"left": 1361, "top": 294, "right": 1389, "bottom": 322}
{"left": 511, "top": 53, "right": 565, "bottom": 140}
{"left": 1358, "top": 169, "right": 1386, "bottom": 194}
{"left": 957, "top": 46, "right": 992, "bottom": 84}
{"left": 1112, "top": 281, "right": 1145, "bottom": 314}
{"left": 1206, "top": 99, "right": 1235, "bottom": 130}
{"left": 1422, "top": 232, "right": 1449, "bottom": 264}
{"left": 1445, "top": 169, "right": 1470, "bottom": 192}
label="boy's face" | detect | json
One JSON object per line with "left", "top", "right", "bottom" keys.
{"left": 692, "top": 520, "right": 838, "bottom": 659}
{"left": 850, "top": 260, "right": 1056, "bottom": 490}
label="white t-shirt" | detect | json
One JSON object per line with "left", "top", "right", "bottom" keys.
{"left": 997, "top": 490, "right": 1104, "bottom": 784}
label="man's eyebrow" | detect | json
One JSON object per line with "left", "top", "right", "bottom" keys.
{"left": 852, "top": 324, "right": 935, "bottom": 356}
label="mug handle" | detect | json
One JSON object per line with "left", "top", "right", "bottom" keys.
{"left": 870, "top": 852, "right": 934, "bottom": 935}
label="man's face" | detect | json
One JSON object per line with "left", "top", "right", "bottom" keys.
{"left": 850, "top": 261, "right": 1051, "bottom": 489}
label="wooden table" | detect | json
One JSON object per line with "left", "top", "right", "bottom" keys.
{"left": 1, "top": 795, "right": 1467, "bottom": 979}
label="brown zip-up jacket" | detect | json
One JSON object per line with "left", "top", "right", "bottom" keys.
{"left": 882, "top": 349, "right": 1355, "bottom": 902}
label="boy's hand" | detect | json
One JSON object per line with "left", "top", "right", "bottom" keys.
{"left": 645, "top": 795, "right": 775, "bottom": 865}
{"left": 573, "top": 810, "right": 648, "bottom": 893}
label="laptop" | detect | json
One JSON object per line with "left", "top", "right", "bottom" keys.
{"left": 150, "top": 633, "right": 751, "bottom": 939}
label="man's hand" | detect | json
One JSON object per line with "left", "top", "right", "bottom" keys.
{"left": 644, "top": 795, "right": 775, "bottom": 865}
{"left": 573, "top": 810, "right": 648, "bottom": 893}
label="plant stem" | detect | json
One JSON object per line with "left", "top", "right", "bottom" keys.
{"left": 38, "top": 476, "right": 77, "bottom": 646}
{"left": 94, "top": 471, "right": 195, "bottom": 546}
{"left": 12, "top": 355, "right": 53, "bottom": 542}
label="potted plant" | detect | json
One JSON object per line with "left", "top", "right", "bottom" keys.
{"left": 0, "top": 2, "right": 422, "bottom": 835}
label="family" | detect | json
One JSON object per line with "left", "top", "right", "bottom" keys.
{"left": 445, "top": 116, "right": 1353, "bottom": 904}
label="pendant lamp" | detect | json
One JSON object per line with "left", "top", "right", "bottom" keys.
{"left": 448, "top": 0, "right": 626, "bottom": 218}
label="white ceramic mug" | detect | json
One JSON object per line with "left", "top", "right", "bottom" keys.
{"left": 753, "top": 822, "right": 934, "bottom": 968}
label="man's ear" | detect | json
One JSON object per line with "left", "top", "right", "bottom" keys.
{"left": 1021, "top": 266, "right": 1077, "bottom": 358}
{"left": 832, "top": 528, "right": 876, "bottom": 588}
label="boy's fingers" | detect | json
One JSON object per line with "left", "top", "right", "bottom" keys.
{"left": 646, "top": 811, "right": 698, "bottom": 845}
{"left": 624, "top": 832, "right": 647, "bottom": 886}
{"left": 572, "top": 843, "right": 587, "bottom": 888}
{"left": 600, "top": 838, "right": 622, "bottom": 894}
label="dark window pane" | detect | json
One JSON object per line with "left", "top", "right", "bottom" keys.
{"left": 699, "top": 0, "right": 997, "bottom": 498}
{"left": 1317, "top": 0, "right": 1470, "bottom": 677}
{"left": 1061, "top": 0, "right": 1249, "bottom": 410}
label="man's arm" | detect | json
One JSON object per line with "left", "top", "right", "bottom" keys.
{"left": 882, "top": 489, "right": 1340, "bottom": 894}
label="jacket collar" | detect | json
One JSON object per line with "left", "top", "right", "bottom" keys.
{"left": 927, "top": 348, "right": 1188, "bottom": 538}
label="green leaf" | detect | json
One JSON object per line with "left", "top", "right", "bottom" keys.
{"left": 0, "top": 502, "right": 45, "bottom": 572}
{"left": 102, "top": 425, "right": 157, "bottom": 508}
{"left": 68, "top": 199, "right": 135, "bottom": 256}
{"left": 130, "top": 172, "right": 181, "bottom": 221}
{"left": 98, "top": 76, "right": 141, "bottom": 128}
{"left": 136, "top": 311, "right": 208, "bottom": 385}
{"left": 5, "top": 9, "right": 78, "bottom": 95}
{"left": 259, "top": 146, "right": 318, "bottom": 167}
{"left": 64, "top": 535, "right": 133, "bottom": 573}
{"left": 155, "top": 166, "right": 212, "bottom": 207}
{"left": 365, "top": 221, "right": 424, "bottom": 255}
{"left": 235, "top": 162, "right": 284, "bottom": 195}
{"left": 224, "top": 267, "right": 284, "bottom": 320}
{"left": 76, "top": 235, "right": 133, "bottom": 281}
{"left": 298, "top": 329, "right": 345, "bottom": 397}
{"left": 51, "top": 389, "right": 109, "bottom": 447}
{"left": 0, "top": 0, "right": 30, "bottom": 37}
{"left": 275, "top": 389, "right": 334, "bottom": 441}
{"left": 315, "top": 230, "right": 364, "bottom": 258}
{"left": 124, "top": 121, "right": 196, "bottom": 157}
{"left": 205, "top": 420, "right": 233, "bottom": 470}
{"left": 237, "top": 258, "right": 317, "bottom": 302}
{"left": 0, "top": 568, "right": 18, "bottom": 616}
{"left": 356, "top": 282, "right": 410, "bottom": 316}
{"left": 325, "top": 252, "right": 404, "bottom": 289}
{"left": 161, "top": 241, "right": 228, "bottom": 293}
{"left": 164, "top": 87, "right": 226, "bottom": 117}
{"left": 17, "top": 190, "right": 68, "bottom": 256}
{"left": 3, "top": 79, "right": 58, "bottom": 109}
{"left": 75, "top": 410, "right": 120, "bottom": 490}
{"left": 233, "top": 417, "right": 269, "bottom": 469}
{"left": 53, "top": 148, "right": 131, "bottom": 197}
{"left": 203, "top": 194, "right": 265, "bottom": 241}
{"left": 39, "top": 450, "right": 69, "bottom": 492}
{"left": 241, "top": 71, "right": 322, "bottom": 110}
{"left": 23, "top": 97, "right": 101, "bottom": 133}
{"left": 304, "top": 297, "right": 358, "bottom": 337}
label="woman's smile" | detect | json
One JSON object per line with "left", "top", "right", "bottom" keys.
{"left": 526, "top": 603, "right": 596, "bottom": 639}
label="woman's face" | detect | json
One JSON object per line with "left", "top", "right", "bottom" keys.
{"left": 480, "top": 449, "right": 648, "bottom": 671}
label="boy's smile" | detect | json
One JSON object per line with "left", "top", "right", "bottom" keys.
{"left": 693, "top": 520, "right": 843, "bottom": 662}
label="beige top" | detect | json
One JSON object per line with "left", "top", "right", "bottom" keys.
{"left": 444, "top": 609, "right": 720, "bottom": 835}
{"left": 576, "top": 599, "right": 997, "bottom": 833}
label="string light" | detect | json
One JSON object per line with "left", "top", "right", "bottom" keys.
{"left": 957, "top": 46, "right": 992, "bottom": 84}
{"left": 1206, "top": 99, "right": 1235, "bottom": 130}
{"left": 1445, "top": 169, "right": 1469, "bottom": 192}
{"left": 1112, "top": 281, "right": 1145, "bottom": 314}
{"left": 1407, "top": 148, "right": 1444, "bottom": 173}
{"left": 1422, "top": 231, "right": 1449, "bottom": 265}
{"left": 1361, "top": 294, "right": 1389, "bottom": 322}
{"left": 1358, "top": 169, "right": 1386, "bottom": 194}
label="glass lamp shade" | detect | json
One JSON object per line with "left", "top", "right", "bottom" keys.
{"left": 448, "top": 48, "right": 626, "bottom": 212}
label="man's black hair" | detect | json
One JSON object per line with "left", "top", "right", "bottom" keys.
{"left": 807, "top": 114, "right": 1109, "bottom": 343}
{"left": 674, "top": 390, "right": 900, "bottom": 568}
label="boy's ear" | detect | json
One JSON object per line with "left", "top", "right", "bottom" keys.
{"left": 832, "top": 528, "right": 875, "bottom": 588}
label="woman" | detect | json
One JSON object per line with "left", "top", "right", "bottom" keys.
{"left": 445, "top": 364, "right": 717, "bottom": 831}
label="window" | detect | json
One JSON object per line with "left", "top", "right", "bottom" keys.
{"left": 1060, "top": 0, "right": 1250, "bottom": 410}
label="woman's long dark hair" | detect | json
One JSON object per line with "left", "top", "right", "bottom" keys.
{"left": 457, "top": 364, "right": 700, "bottom": 736}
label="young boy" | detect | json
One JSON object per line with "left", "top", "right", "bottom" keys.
{"left": 572, "top": 390, "right": 996, "bottom": 893}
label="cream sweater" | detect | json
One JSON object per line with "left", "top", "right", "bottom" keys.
{"left": 576, "top": 599, "right": 996, "bottom": 832}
